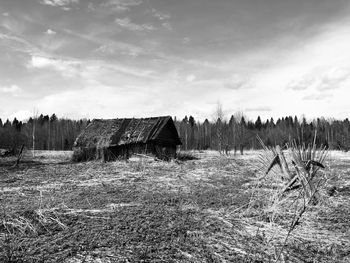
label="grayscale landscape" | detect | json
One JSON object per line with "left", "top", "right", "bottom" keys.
{"left": 1, "top": 0, "right": 350, "bottom": 262}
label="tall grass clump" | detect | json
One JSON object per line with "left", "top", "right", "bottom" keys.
{"left": 254, "top": 136, "right": 329, "bottom": 261}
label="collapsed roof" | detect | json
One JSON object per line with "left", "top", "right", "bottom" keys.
{"left": 74, "top": 116, "right": 182, "bottom": 149}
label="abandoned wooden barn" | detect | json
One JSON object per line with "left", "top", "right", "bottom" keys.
{"left": 73, "top": 116, "right": 182, "bottom": 161}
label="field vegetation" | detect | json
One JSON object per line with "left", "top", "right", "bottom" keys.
{"left": 0, "top": 150, "right": 349, "bottom": 262}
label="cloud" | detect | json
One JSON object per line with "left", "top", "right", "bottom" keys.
{"left": 115, "top": 17, "right": 156, "bottom": 31}
{"left": 287, "top": 68, "right": 350, "bottom": 91}
{"left": 182, "top": 37, "right": 191, "bottom": 44}
{"left": 45, "top": 29, "right": 57, "bottom": 35}
{"left": 29, "top": 56, "right": 80, "bottom": 78}
{"left": 36, "top": 84, "right": 162, "bottom": 119}
{"left": 28, "top": 55, "right": 158, "bottom": 80}
{"left": 223, "top": 75, "right": 252, "bottom": 90}
{"left": 40, "top": 0, "right": 79, "bottom": 10}
{"left": 287, "top": 77, "right": 314, "bottom": 91}
{"left": 303, "top": 93, "right": 333, "bottom": 101}
{"left": 104, "top": 63, "right": 157, "bottom": 79}
{"left": 186, "top": 74, "right": 196, "bottom": 82}
{"left": 150, "top": 8, "right": 172, "bottom": 30}
{"left": 246, "top": 106, "right": 272, "bottom": 112}
{"left": 0, "top": 85, "right": 21, "bottom": 95}
{"left": 0, "top": 32, "right": 38, "bottom": 54}
{"left": 95, "top": 42, "right": 144, "bottom": 57}
{"left": 151, "top": 9, "right": 170, "bottom": 21}
{"left": 316, "top": 68, "right": 350, "bottom": 91}
{"left": 3, "top": 12, "right": 9, "bottom": 17}
{"left": 161, "top": 21, "right": 172, "bottom": 31}
{"left": 102, "top": 0, "right": 142, "bottom": 12}
{"left": 87, "top": 2, "right": 95, "bottom": 11}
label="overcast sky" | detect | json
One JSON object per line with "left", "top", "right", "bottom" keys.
{"left": 1, "top": 0, "right": 350, "bottom": 122}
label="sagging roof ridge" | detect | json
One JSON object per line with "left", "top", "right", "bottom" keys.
{"left": 74, "top": 116, "right": 180, "bottom": 149}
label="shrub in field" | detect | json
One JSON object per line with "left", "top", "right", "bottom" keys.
{"left": 259, "top": 139, "right": 328, "bottom": 203}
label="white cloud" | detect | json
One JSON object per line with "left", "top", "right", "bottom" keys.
{"left": 246, "top": 106, "right": 272, "bottom": 112}
{"left": 28, "top": 55, "right": 158, "bottom": 81}
{"left": 150, "top": 8, "right": 172, "bottom": 30}
{"left": 36, "top": 84, "right": 160, "bottom": 119}
{"left": 151, "top": 9, "right": 170, "bottom": 21}
{"left": 287, "top": 67, "right": 350, "bottom": 92}
{"left": 223, "top": 75, "right": 252, "bottom": 90}
{"left": 87, "top": 2, "right": 95, "bottom": 11}
{"left": 162, "top": 21, "right": 172, "bottom": 31}
{"left": 0, "top": 85, "right": 21, "bottom": 95}
{"left": 317, "top": 68, "right": 350, "bottom": 91}
{"left": 102, "top": 0, "right": 142, "bottom": 12}
{"left": 115, "top": 17, "right": 156, "bottom": 31}
{"left": 29, "top": 56, "right": 80, "bottom": 78}
{"left": 0, "top": 32, "right": 38, "bottom": 54}
{"left": 303, "top": 93, "right": 333, "bottom": 101}
{"left": 287, "top": 77, "right": 313, "bottom": 91}
{"left": 182, "top": 37, "right": 191, "bottom": 44}
{"left": 40, "top": 0, "right": 79, "bottom": 10}
{"left": 186, "top": 74, "right": 196, "bottom": 82}
{"left": 142, "top": 23, "right": 156, "bottom": 31}
{"left": 45, "top": 29, "right": 57, "bottom": 35}
{"left": 95, "top": 42, "right": 144, "bottom": 57}
{"left": 3, "top": 12, "right": 9, "bottom": 17}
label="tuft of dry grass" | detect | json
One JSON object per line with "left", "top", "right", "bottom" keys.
{"left": 249, "top": 137, "right": 337, "bottom": 261}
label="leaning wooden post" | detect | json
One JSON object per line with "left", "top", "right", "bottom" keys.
{"left": 14, "top": 144, "right": 25, "bottom": 167}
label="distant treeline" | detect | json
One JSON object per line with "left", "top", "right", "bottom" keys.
{"left": 1, "top": 113, "right": 350, "bottom": 152}
{"left": 0, "top": 114, "right": 88, "bottom": 151}
{"left": 174, "top": 115, "right": 350, "bottom": 153}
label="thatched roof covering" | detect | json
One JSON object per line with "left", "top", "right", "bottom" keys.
{"left": 74, "top": 116, "right": 181, "bottom": 149}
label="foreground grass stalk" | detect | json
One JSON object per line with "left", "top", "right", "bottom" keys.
{"left": 275, "top": 185, "right": 320, "bottom": 262}
{"left": 256, "top": 136, "right": 329, "bottom": 262}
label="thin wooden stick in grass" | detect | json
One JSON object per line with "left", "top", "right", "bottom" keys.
{"left": 275, "top": 185, "right": 320, "bottom": 262}
{"left": 13, "top": 145, "right": 24, "bottom": 168}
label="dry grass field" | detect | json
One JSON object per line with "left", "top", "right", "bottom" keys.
{"left": 0, "top": 150, "right": 349, "bottom": 262}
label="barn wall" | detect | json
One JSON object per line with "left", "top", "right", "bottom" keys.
{"left": 108, "top": 143, "right": 154, "bottom": 160}
{"left": 154, "top": 121, "right": 181, "bottom": 146}
{"left": 74, "top": 142, "right": 177, "bottom": 162}
{"left": 72, "top": 146, "right": 97, "bottom": 162}
{"left": 108, "top": 142, "right": 177, "bottom": 160}
{"left": 154, "top": 145, "right": 176, "bottom": 160}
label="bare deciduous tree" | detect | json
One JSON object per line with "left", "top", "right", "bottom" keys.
{"left": 32, "top": 109, "right": 38, "bottom": 157}
{"left": 212, "top": 102, "right": 226, "bottom": 154}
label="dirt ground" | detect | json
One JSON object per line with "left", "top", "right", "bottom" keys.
{"left": 0, "top": 150, "right": 349, "bottom": 263}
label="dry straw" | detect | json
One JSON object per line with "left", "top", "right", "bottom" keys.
{"left": 255, "top": 135, "right": 329, "bottom": 262}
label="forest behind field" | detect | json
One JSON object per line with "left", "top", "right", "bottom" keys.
{"left": 1, "top": 113, "right": 350, "bottom": 153}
